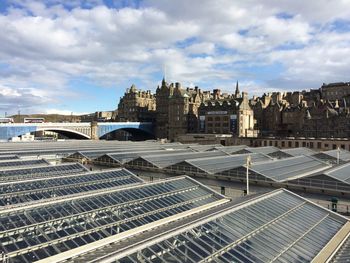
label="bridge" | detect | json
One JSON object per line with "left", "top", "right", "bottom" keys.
{"left": 0, "top": 122, "right": 154, "bottom": 140}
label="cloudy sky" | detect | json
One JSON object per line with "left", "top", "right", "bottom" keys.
{"left": 1, "top": 0, "right": 350, "bottom": 115}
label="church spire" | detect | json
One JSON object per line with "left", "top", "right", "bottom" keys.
{"left": 160, "top": 76, "right": 169, "bottom": 89}
{"left": 235, "top": 80, "right": 241, "bottom": 98}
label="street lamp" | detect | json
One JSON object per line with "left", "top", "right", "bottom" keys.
{"left": 246, "top": 155, "right": 252, "bottom": 195}
{"left": 337, "top": 147, "right": 340, "bottom": 165}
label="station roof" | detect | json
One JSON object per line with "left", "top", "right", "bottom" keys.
{"left": 0, "top": 176, "right": 226, "bottom": 263}
{"left": 0, "top": 168, "right": 143, "bottom": 207}
{"left": 313, "top": 149, "right": 350, "bottom": 164}
{"left": 215, "top": 145, "right": 248, "bottom": 154}
{"left": 233, "top": 146, "right": 282, "bottom": 155}
{"left": 187, "top": 144, "right": 224, "bottom": 152}
{"left": 74, "top": 189, "right": 349, "bottom": 263}
{"left": 168, "top": 153, "right": 272, "bottom": 175}
{"left": 96, "top": 149, "right": 193, "bottom": 165}
{"left": 322, "top": 162, "right": 350, "bottom": 184}
{"left": 267, "top": 147, "right": 317, "bottom": 159}
{"left": 0, "top": 140, "right": 181, "bottom": 151}
{"left": 0, "top": 158, "right": 50, "bottom": 170}
{"left": 0, "top": 141, "right": 190, "bottom": 157}
{"left": 249, "top": 155, "right": 331, "bottom": 182}
{"left": 280, "top": 147, "right": 316, "bottom": 157}
{"left": 129, "top": 150, "right": 229, "bottom": 169}
{"left": 330, "top": 234, "right": 350, "bottom": 262}
{"left": 0, "top": 163, "right": 88, "bottom": 182}
{"left": 0, "top": 155, "right": 19, "bottom": 161}
{"left": 66, "top": 145, "right": 190, "bottom": 161}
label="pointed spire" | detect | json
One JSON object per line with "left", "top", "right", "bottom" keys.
{"left": 130, "top": 84, "right": 137, "bottom": 92}
{"left": 235, "top": 80, "right": 240, "bottom": 98}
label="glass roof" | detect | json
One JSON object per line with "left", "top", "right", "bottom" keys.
{"left": 114, "top": 189, "right": 348, "bottom": 263}
{"left": 66, "top": 144, "right": 192, "bottom": 160}
{"left": 95, "top": 149, "right": 191, "bottom": 165}
{"left": 0, "top": 158, "right": 50, "bottom": 170}
{"left": 330, "top": 235, "right": 350, "bottom": 262}
{"left": 313, "top": 149, "right": 350, "bottom": 164}
{"left": 0, "top": 168, "right": 143, "bottom": 206}
{"left": 249, "top": 155, "right": 331, "bottom": 182}
{"left": 134, "top": 151, "right": 228, "bottom": 168}
{"left": 323, "top": 162, "right": 350, "bottom": 184}
{"left": 216, "top": 145, "right": 248, "bottom": 154}
{"left": 281, "top": 147, "right": 316, "bottom": 157}
{"left": 0, "top": 141, "right": 191, "bottom": 157}
{"left": 0, "top": 163, "right": 88, "bottom": 182}
{"left": 234, "top": 146, "right": 281, "bottom": 155}
{"left": 0, "top": 155, "right": 19, "bottom": 161}
{"left": 0, "top": 176, "right": 224, "bottom": 263}
{"left": 177, "top": 153, "right": 272, "bottom": 174}
{"left": 322, "top": 149, "right": 350, "bottom": 161}
{"left": 188, "top": 144, "right": 223, "bottom": 152}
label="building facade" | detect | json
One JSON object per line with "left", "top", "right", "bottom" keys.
{"left": 321, "top": 82, "right": 350, "bottom": 101}
{"left": 155, "top": 78, "right": 174, "bottom": 139}
{"left": 117, "top": 84, "right": 156, "bottom": 122}
{"left": 249, "top": 81, "right": 350, "bottom": 139}
{"left": 116, "top": 79, "right": 259, "bottom": 140}
{"left": 198, "top": 92, "right": 255, "bottom": 137}
{"left": 155, "top": 79, "right": 257, "bottom": 140}
{"left": 116, "top": 79, "right": 350, "bottom": 141}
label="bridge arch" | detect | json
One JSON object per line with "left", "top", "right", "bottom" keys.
{"left": 36, "top": 128, "right": 91, "bottom": 139}
{"left": 97, "top": 122, "right": 154, "bottom": 140}
{"left": 99, "top": 127, "right": 155, "bottom": 140}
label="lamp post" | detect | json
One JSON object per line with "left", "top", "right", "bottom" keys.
{"left": 337, "top": 147, "right": 340, "bottom": 165}
{"left": 246, "top": 155, "right": 251, "bottom": 195}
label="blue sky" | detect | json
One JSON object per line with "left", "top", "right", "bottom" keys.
{"left": 0, "top": 0, "right": 350, "bottom": 115}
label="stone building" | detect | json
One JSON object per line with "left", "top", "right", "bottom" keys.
{"left": 302, "top": 100, "right": 350, "bottom": 138}
{"left": 168, "top": 84, "right": 204, "bottom": 139}
{"left": 280, "top": 104, "right": 307, "bottom": 136}
{"left": 116, "top": 79, "right": 350, "bottom": 141}
{"left": 248, "top": 81, "right": 350, "bottom": 139}
{"left": 80, "top": 111, "right": 114, "bottom": 122}
{"left": 154, "top": 78, "right": 257, "bottom": 140}
{"left": 198, "top": 91, "right": 256, "bottom": 137}
{"left": 156, "top": 79, "right": 205, "bottom": 140}
{"left": 167, "top": 83, "right": 189, "bottom": 140}
{"left": 321, "top": 82, "right": 350, "bottom": 101}
{"left": 117, "top": 84, "right": 156, "bottom": 122}
{"left": 155, "top": 78, "right": 173, "bottom": 139}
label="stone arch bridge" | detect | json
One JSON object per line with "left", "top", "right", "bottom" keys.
{"left": 0, "top": 122, "right": 154, "bottom": 140}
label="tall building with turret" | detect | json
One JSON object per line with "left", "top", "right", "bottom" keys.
{"left": 155, "top": 78, "right": 174, "bottom": 139}
{"left": 117, "top": 84, "right": 156, "bottom": 122}
{"left": 117, "top": 79, "right": 258, "bottom": 140}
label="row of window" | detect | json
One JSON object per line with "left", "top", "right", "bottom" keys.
{"left": 261, "top": 140, "right": 348, "bottom": 150}
{"left": 207, "top": 116, "right": 229, "bottom": 121}
{"left": 207, "top": 123, "right": 229, "bottom": 127}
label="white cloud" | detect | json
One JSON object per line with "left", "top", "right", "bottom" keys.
{"left": 185, "top": 42, "right": 215, "bottom": 55}
{"left": 0, "top": 0, "right": 350, "bottom": 114}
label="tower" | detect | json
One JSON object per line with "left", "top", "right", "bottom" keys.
{"left": 156, "top": 77, "right": 173, "bottom": 139}
{"left": 235, "top": 81, "right": 241, "bottom": 98}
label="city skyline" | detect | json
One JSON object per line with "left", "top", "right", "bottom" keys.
{"left": 1, "top": 0, "right": 350, "bottom": 115}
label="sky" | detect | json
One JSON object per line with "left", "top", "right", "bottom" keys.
{"left": 0, "top": 0, "right": 350, "bottom": 115}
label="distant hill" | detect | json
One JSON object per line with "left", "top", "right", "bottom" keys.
{"left": 10, "top": 114, "right": 83, "bottom": 123}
